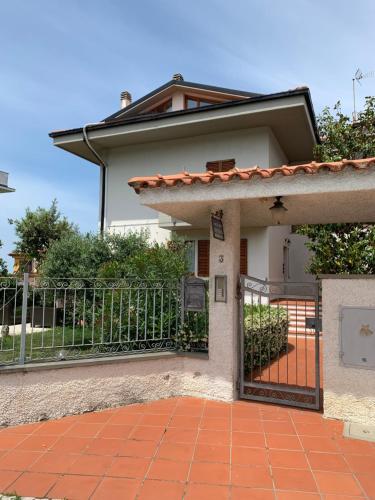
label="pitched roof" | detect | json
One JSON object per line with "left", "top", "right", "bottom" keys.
{"left": 49, "top": 87, "right": 318, "bottom": 140}
{"left": 103, "top": 79, "right": 262, "bottom": 122}
{"left": 128, "top": 157, "right": 375, "bottom": 194}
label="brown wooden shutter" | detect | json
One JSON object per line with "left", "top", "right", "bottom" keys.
{"left": 240, "top": 238, "right": 248, "bottom": 275}
{"left": 206, "top": 158, "right": 235, "bottom": 173}
{"left": 197, "top": 240, "right": 210, "bottom": 277}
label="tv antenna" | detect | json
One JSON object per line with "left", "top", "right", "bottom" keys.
{"left": 352, "top": 68, "right": 374, "bottom": 121}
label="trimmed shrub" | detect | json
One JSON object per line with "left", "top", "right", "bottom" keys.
{"left": 243, "top": 304, "right": 288, "bottom": 373}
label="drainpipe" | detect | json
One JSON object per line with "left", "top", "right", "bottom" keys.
{"left": 82, "top": 124, "right": 107, "bottom": 234}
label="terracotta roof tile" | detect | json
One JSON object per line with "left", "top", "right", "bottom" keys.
{"left": 128, "top": 157, "right": 375, "bottom": 194}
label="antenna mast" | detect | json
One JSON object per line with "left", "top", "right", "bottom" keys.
{"left": 352, "top": 68, "right": 374, "bottom": 122}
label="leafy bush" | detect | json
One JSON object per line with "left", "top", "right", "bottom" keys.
{"left": 243, "top": 305, "right": 288, "bottom": 372}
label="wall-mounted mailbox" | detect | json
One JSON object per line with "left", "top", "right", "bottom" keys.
{"left": 184, "top": 277, "right": 206, "bottom": 312}
{"left": 215, "top": 275, "right": 227, "bottom": 303}
{"left": 340, "top": 306, "right": 375, "bottom": 370}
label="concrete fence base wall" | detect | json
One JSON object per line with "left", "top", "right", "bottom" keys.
{"left": 0, "top": 352, "right": 233, "bottom": 426}
{"left": 322, "top": 277, "right": 375, "bottom": 426}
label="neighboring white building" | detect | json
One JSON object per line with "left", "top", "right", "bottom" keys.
{"left": 0, "top": 170, "right": 15, "bottom": 194}
{"left": 50, "top": 74, "right": 316, "bottom": 283}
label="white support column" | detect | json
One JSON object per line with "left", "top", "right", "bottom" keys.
{"left": 208, "top": 200, "right": 241, "bottom": 400}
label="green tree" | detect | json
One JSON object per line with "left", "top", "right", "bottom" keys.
{"left": 9, "top": 199, "right": 77, "bottom": 261}
{"left": 0, "top": 240, "right": 8, "bottom": 277}
{"left": 297, "top": 97, "right": 375, "bottom": 274}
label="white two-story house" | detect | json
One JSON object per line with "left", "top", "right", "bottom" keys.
{"left": 49, "top": 74, "right": 317, "bottom": 282}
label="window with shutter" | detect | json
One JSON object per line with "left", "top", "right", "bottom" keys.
{"left": 197, "top": 240, "right": 210, "bottom": 277}
{"left": 206, "top": 159, "right": 235, "bottom": 173}
{"left": 240, "top": 238, "right": 248, "bottom": 275}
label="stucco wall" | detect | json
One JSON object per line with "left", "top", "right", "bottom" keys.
{"left": 105, "top": 127, "right": 270, "bottom": 225}
{"left": 322, "top": 278, "right": 375, "bottom": 425}
{"left": 0, "top": 353, "right": 234, "bottom": 426}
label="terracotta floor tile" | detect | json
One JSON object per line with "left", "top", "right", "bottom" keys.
{"left": 49, "top": 473, "right": 101, "bottom": 500}
{"left": 232, "top": 446, "right": 268, "bottom": 466}
{"left": 109, "top": 412, "right": 142, "bottom": 425}
{"left": 15, "top": 434, "right": 58, "bottom": 452}
{"left": 276, "top": 492, "right": 320, "bottom": 499}
{"left": 0, "top": 433, "right": 28, "bottom": 450}
{"left": 7, "top": 471, "right": 59, "bottom": 497}
{"left": 138, "top": 479, "right": 185, "bottom": 499}
{"left": 197, "top": 429, "right": 231, "bottom": 446}
{"left": 84, "top": 437, "right": 122, "bottom": 456}
{"left": 184, "top": 482, "right": 229, "bottom": 499}
{"left": 97, "top": 424, "right": 133, "bottom": 439}
{"left": 233, "top": 407, "right": 261, "bottom": 420}
{"left": 272, "top": 467, "right": 318, "bottom": 492}
{"left": 91, "top": 477, "right": 141, "bottom": 500}
{"left": 30, "top": 451, "right": 78, "bottom": 473}
{"left": 0, "top": 470, "right": 22, "bottom": 491}
{"left": 266, "top": 434, "right": 302, "bottom": 450}
{"left": 147, "top": 458, "right": 190, "bottom": 481}
{"left": 231, "top": 465, "right": 273, "bottom": 488}
{"left": 294, "top": 422, "right": 331, "bottom": 436}
{"left": 163, "top": 428, "right": 198, "bottom": 444}
{"left": 157, "top": 441, "right": 195, "bottom": 462}
{"left": 169, "top": 415, "right": 200, "bottom": 428}
{"left": 106, "top": 456, "right": 150, "bottom": 478}
{"left": 299, "top": 436, "right": 339, "bottom": 453}
{"left": 119, "top": 439, "right": 157, "bottom": 458}
{"left": 67, "top": 454, "right": 112, "bottom": 476}
{"left": 232, "top": 487, "right": 275, "bottom": 500}
{"left": 0, "top": 450, "right": 43, "bottom": 471}
{"left": 200, "top": 417, "right": 230, "bottom": 430}
{"left": 268, "top": 449, "right": 309, "bottom": 469}
{"left": 190, "top": 461, "right": 230, "bottom": 485}
{"left": 313, "top": 470, "right": 363, "bottom": 495}
{"left": 194, "top": 444, "right": 230, "bottom": 464}
{"left": 290, "top": 410, "right": 324, "bottom": 424}
{"left": 232, "top": 431, "right": 265, "bottom": 448}
{"left": 232, "top": 417, "right": 263, "bottom": 433}
{"left": 336, "top": 437, "right": 375, "bottom": 455}
{"left": 33, "top": 419, "right": 74, "bottom": 435}
{"left": 139, "top": 413, "right": 171, "bottom": 426}
{"left": 324, "top": 495, "right": 366, "bottom": 500}
{"left": 204, "top": 406, "right": 231, "bottom": 418}
{"left": 1, "top": 422, "right": 43, "bottom": 435}
{"left": 50, "top": 436, "right": 91, "bottom": 453}
{"left": 263, "top": 420, "right": 296, "bottom": 435}
{"left": 307, "top": 451, "right": 350, "bottom": 472}
{"left": 66, "top": 422, "right": 104, "bottom": 438}
{"left": 356, "top": 472, "right": 375, "bottom": 498}
{"left": 174, "top": 405, "right": 204, "bottom": 417}
{"left": 78, "top": 410, "right": 116, "bottom": 423}
{"left": 130, "top": 425, "right": 166, "bottom": 442}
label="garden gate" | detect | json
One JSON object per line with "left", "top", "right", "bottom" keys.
{"left": 238, "top": 275, "right": 321, "bottom": 410}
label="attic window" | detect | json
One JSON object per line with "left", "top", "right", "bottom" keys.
{"left": 147, "top": 98, "right": 173, "bottom": 114}
{"left": 206, "top": 159, "right": 236, "bottom": 173}
{"left": 185, "top": 95, "right": 222, "bottom": 109}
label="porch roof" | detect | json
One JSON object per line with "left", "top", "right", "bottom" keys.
{"left": 128, "top": 157, "right": 375, "bottom": 227}
{"left": 128, "top": 157, "right": 375, "bottom": 193}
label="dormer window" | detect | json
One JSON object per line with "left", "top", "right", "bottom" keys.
{"left": 185, "top": 95, "right": 222, "bottom": 109}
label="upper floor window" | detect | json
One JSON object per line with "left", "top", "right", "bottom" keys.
{"left": 184, "top": 95, "right": 222, "bottom": 109}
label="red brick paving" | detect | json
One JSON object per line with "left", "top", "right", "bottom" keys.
{"left": 0, "top": 397, "right": 374, "bottom": 499}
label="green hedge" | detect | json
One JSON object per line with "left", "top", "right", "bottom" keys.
{"left": 243, "top": 304, "right": 288, "bottom": 373}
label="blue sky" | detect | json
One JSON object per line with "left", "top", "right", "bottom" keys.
{"left": 0, "top": 0, "right": 374, "bottom": 266}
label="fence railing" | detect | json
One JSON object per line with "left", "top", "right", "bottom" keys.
{"left": 0, "top": 274, "right": 209, "bottom": 366}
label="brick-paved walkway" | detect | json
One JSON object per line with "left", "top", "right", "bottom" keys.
{"left": 0, "top": 397, "right": 374, "bottom": 499}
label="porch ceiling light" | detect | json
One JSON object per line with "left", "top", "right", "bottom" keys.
{"left": 269, "top": 196, "right": 288, "bottom": 225}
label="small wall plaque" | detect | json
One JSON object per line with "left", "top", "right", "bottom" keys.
{"left": 211, "top": 210, "right": 224, "bottom": 241}
{"left": 184, "top": 276, "right": 206, "bottom": 312}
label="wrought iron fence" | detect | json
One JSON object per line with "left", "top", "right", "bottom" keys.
{"left": 0, "top": 274, "right": 209, "bottom": 366}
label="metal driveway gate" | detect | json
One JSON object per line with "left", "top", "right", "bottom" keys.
{"left": 239, "top": 275, "right": 321, "bottom": 410}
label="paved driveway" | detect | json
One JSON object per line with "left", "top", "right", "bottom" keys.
{"left": 0, "top": 397, "right": 374, "bottom": 499}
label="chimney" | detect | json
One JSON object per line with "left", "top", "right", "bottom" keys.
{"left": 120, "top": 91, "right": 132, "bottom": 109}
{"left": 172, "top": 73, "right": 184, "bottom": 82}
